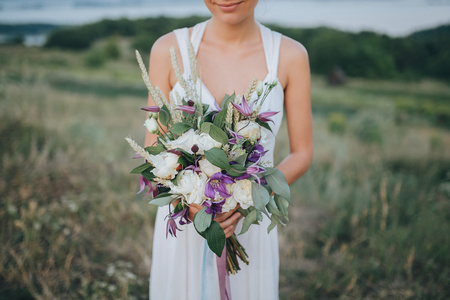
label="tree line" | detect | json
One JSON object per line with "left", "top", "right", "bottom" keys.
{"left": 43, "top": 16, "right": 450, "bottom": 80}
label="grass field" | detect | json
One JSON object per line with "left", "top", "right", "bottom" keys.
{"left": 0, "top": 39, "right": 449, "bottom": 299}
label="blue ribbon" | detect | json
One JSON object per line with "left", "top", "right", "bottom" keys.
{"left": 201, "top": 240, "right": 216, "bottom": 300}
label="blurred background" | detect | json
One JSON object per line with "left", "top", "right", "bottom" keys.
{"left": 0, "top": 0, "right": 449, "bottom": 299}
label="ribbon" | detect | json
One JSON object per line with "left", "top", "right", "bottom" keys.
{"left": 216, "top": 244, "right": 231, "bottom": 300}
{"left": 201, "top": 241, "right": 232, "bottom": 300}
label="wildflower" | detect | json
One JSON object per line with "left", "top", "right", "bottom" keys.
{"left": 203, "top": 198, "right": 226, "bottom": 219}
{"left": 205, "top": 173, "right": 234, "bottom": 199}
{"left": 166, "top": 216, "right": 181, "bottom": 238}
{"left": 140, "top": 106, "right": 160, "bottom": 113}
{"left": 138, "top": 175, "right": 154, "bottom": 196}
{"left": 144, "top": 118, "right": 159, "bottom": 134}
{"left": 177, "top": 105, "right": 196, "bottom": 114}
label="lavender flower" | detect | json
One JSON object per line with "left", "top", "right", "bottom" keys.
{"left": 141, "top": 106, "right": 160, "bottom": 112}
{"left": 246, "top": 163, "right": 266, "bottom": 185}
{"left": 171, "top": 206, "right": 191, "bottom": 226}
{"left": 205, "top": 173, "right": 234, "bottom": 199}
{"left": 166, "top": 216, "right": 181, "bottom": 238}
{"left": 138, "top": 175, "right": 153, "bottom": 196}
{"left": 227, "top": 128, "right": 244, "bottom": 145}
{"left": 247, "top": 143, "right": 267, "bottom": 163}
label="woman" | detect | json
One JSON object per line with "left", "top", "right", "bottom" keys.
{"left": 145, "top": 1, "right": 312, "bottom": 299}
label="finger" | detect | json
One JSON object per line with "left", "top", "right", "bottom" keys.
{"left": 218, "top": 212, "right": 241, "bottom": 230}
{"left": 214, "top": 205, "right": 241, "bottom": 222}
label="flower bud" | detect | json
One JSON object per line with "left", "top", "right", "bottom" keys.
{"left": 256, "top": 81, "right": 264, "bottom": 97}
{"left": 191, "top": 144, "right": 199, "bottom": 153}
{"left": 187, "top": 100, "right": 195, "bottom": 106}
{"left": 144, "top": 117, "right": 159, "bottom": 134}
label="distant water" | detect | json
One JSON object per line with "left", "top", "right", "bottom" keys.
{"left": 0, "top": 0, "right": 449, "bottom": 37}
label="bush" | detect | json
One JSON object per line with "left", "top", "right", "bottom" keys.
{"left": 84, "top": 49, "right": 106, "bottom": 68}
{"left": 104, "top": 37, "right": 121, "bottom": 59}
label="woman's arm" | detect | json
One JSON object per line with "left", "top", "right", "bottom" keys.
{"left": 277, "top": 36, "right": 313, "bottom": 184}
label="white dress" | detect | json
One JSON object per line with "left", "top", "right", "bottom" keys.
{"left": 150, "top": 20, "right": 285, "bottom": 300}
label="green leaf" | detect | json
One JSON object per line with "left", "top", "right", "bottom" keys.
{"left": 227, "top": 164, "right": 247, "bottom": 177}
{"left": 149, "top": 193, "right": 176, "bottom": 206}
{"left": 159, "top": 104, "right": 171, "bottom": 126}
{"left": 239, "top": 210, "right": 258, "bottom": 235}
{"left": 234, "top": 153, "right": 248, "bottom": 165}
{"left": 213, "top": 108, "right": 228, "bottom": 129}
{"left": 131, "top": 162, "right": 152, "bottom": 174}
{"left": 267, "top": 215, "right": 279, "bottom": 233}
{"left": 177, "top": 156, "right": 189, "bottom": 167}
{"left": 274, "top": 194, "right": 290, "bottom": 217}
{"left": 251, "top": 181, "right": 270, "bottom": 212}
{"left": 204, "top": 148, "right": 230, "bottom": 170}
{"left": 200, "top": 121, "right": 212, "bottom": 133}
{"left": 205, "top": 221, "right": 226, "bottom": 257}
{"left": 259, "top": 167, "right": 278, "bottom": 177}
{"left": 267, "top": 196, "right": 282, "bottom": 216}
{"left": 170, "top": 122, "right": 191, "bottom": 134}
{"left": 265, "top": 169, "right": 290, "bottom": 200}
{"left": 141, "top": 169, "right": 155, "bottom": 181}
{"left": 208, "top": 124, "right": 229, "bottom": 145}
{"left": 256, "top": 118, "right": 273, "bottom": 133}
{"left": 145, "top": 144, "right": 165, "bottom": 155}
{"left": 193, "top": 207, "right": 212, "bottom": 233}
{"left": 177, "top": 148, "right": 195, "bottom": 163}
{"left": 221, "top": 93, "right": 235, "bottom": 110}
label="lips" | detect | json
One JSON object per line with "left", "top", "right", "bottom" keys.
{"left": 217, "top": 1, "right": 243, "bottom": 12}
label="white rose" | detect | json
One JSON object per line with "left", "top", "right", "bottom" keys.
{"left": 236, "top": 120, "right": 261, "bottom": 143}
{"left": 194, "top": 132, "right": 222, "bottom": 155}
{"left": 221, "top": 184, "right": 238, "bottom": 213}
{"left": 149, "top": 152, "right": 179, "bottom": 180}
{"left": 232, "top": 179, "right": 253, "bottom": 209}
{"left": 167, "top": 129, "right": 196, "bottom": 153}
{"left": 198, "top": 157, "right": 221, "bottom": 178}
{"left": 144, "top": 118, "right": 159, "bottom": 134}
{"left": 170, "top": 170, "right": 207, "bottom": 205}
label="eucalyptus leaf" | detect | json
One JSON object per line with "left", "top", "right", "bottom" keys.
{"left": 221, "top": 93, "right": 235, "bottom": 110}
{"left": 201, "top": 122, "right": 212, "bottom": 133}
{"left": 227, "top": 164, "right": 246, "bottom": 177}
{"left": 205, "top": 221, "right": 226, "bottom": 257}
{"left": 265, "top": 169, "right": 290, "bottom": 200}
{"left": 141, "top": 169, "right": 155, "bottom": 181}
{"left": 193, "top": 207, "right": 212, "bottom": 233}
{"left": 204, "top": 148, "right": 230, "bottom": 170}
{"left": 234, "top": 153, "right": 248, "bottom": 165}
{"left": 213, "top": 108, "right": 228, "bottom": 129}
{"left": 251, "top": 181, "right": 270, "bottom": 212}
{"left": 267, "top": 215, "right": 280, "bottom": 233}
{"left": 267, "top": 196, "right": 282, "bottom": 216}
{"left": 130, "top": 162, "right": 152, "bottom": 174}
{"left": 274, "top": 194, "right": 290, "bottom": 216}
{"left": 145, "top": 144, "right": 165, "bottom": 155}
{"left": 149, "top": 194, "right": 176, "bottom": 206}
{"left": 239, "top": 210, "right": 258, "bottom": 235}
{"left": 259, "top": 167, "right": 278, "bottom": 177}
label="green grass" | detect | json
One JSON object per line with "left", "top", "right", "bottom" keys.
{"left": 1, "top": 40, "right": 449, "bottom": 299}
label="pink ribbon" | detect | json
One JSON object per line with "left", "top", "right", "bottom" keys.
{"left": 216, "top": 246, "right": 231, "bottom": 300}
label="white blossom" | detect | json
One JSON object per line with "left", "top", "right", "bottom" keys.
{"left": 144, "top": 118, "right": 159, "bottom": 134}
{"left": 236, "top": 120, "right": 261, "bottom": 143}
{"left": 231, "top": 179, "right": 253, "bottom": 209}
{"left": 148, "top": 152, "right": 179, "bottom": 180}
{"left": 170, "top": 170, "right": 208, "bottom": 205}
{"left": 198, "top": 157, "right": 221, "bottom": 178}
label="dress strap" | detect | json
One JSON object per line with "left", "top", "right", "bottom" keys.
{"left": 191, "top": 20, "right": 208, "bottom": 54}
{"left": 258, "top": 23, "right": 282, "bottom": 79}
{"left": 173, "top": 27, "right": 191, "bottom": 76}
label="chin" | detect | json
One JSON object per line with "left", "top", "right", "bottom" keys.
{"left": 205, "top": 0, "right": 258, "bottom": 25}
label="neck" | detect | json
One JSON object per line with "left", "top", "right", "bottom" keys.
{"left": 206, "top": 16, "right": 259, "bottom": 45}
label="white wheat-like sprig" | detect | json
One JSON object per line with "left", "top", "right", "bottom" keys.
{"left": 244, "top": 78, "right": 258, "bottom": 103}
{"left": 125, "top": 137, "right": 153, "bottom": 163}
{"left": 233, "top": 94, "right": 242, "bottom": 126}
{"left": 169, "top": 91, "right": 182, "bottom": 122}
{"left": 226, "top": 101, "right": 234, "bottom": 126}
{"left": 188, "top": 43, "right": 198, "bottom": 86}
{"left": 135, "top": 50, "right": 163, "bottom": 107}
{"left": 169, "top": 47, "right": 194, "bottom": 101}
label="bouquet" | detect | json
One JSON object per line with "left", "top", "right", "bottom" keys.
{"left": 126, "top": 45, "right": 290, "bottom": 275}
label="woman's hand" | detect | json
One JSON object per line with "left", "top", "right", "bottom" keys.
{"left": 188, "top": 204, "right": 242, "bottom": 238}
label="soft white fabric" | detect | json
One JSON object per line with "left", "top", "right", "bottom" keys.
{"left": 150, "top": 20, "right": 284, "bottom": 300}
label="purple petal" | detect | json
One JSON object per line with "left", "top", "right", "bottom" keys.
{"left": 235, "top": 173, "right": 251, "bottom": 180}
{"left": 141, "top": 106, "right": 160, "bottom": 112}
{"left": 210, "top": 172, "right": 223, "bottom": 181}
{"left": 241, "top": 96, "right": 252, "bottom": 116}
{"left": 258, "top": 111, "right": 279, "bottom": 123}
{"left": 205, "top": 183, "right": 216, "bottom": 199}
{"left": 176, "top": 105, "right": 196, "bottom": 114}
{"left": 217, "top": 184, "right": 231, "bottom": 198}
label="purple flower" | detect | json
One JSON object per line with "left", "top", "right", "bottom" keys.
{"left": 227, "top": 128, "right": 244, "bottom": 144}
{"left": 138, "top": 175, "right": 154, "bottom": 196}
{"left": 176, "top": 105, "right": 196, "bottom": 114}
{"left": 203, "top": 199, "right": 225, "bottom": 219}
{"left": 141, "top": 106, "right": 160, "bottom": 112}
{"left": 171, "top": 207, "right": 191, "bottom": 226}
{"left": 231, "top": 96, "right": 254, "bottom": 117}
{"left": 258, "top": 111, "right": 279, "bottom": 123}
{"left": 205, "top": 173, "right": 234, "bottom": 199}
{"left": 246, "top": 163, "right": 266, "bottom": 185}
{"left": 166, "top": 216, "right": 181, "bottom": 238}
{"left": 247, "top": 143, "right": 267, "bottom": 163}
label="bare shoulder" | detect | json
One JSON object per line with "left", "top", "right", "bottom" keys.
{"left": 149, "top": 32, "right": 177, "bottom": 64}
{"left": 278, "top": 35, "right": 310, "bottom": 87}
